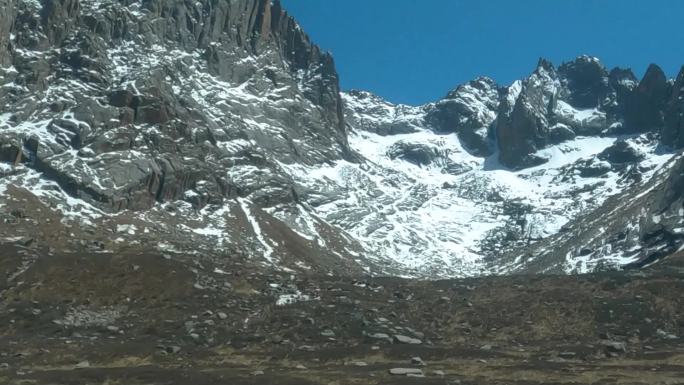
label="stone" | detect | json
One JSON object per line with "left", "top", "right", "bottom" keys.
{"left": 320, "top": 329, "right": 335, "bottom": 338}
{"left": 298, "top": 345, "right": 316, "bottom": 352}
{"left": 368, "top": 332, "right": 391, "bottom": 340}
{"left": 600, "top": 340, "right": 627, "bottom": 353}
{"left": 271, "top": 335, "right": 283, "bottom": 344}
{"left": 217, "top": 312, "right": 228, "bottom": 320}
{"left": 656, "top": 329, "right": 678, "bottom": 340}
{"left": 389, "top": 368, "right": 423, "bottom": 376}
{"left": 166, "top": 346, "right": 181, "bottom": 354}
{"left": 393, "top": 335, "right": 422, "bottom": 345}
{"left": 411, "top": 356, "right": 426, "bottom": 366}
{"left": 75, "top": 360, "right": 90, "bottom": 369}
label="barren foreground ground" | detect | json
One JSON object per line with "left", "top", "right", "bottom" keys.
{"left": 1, "top": 245, "right": 683, "bottom": 385}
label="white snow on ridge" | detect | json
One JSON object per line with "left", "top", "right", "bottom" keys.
{"left": 238, "top": 198, "right": 276, "bottom": 264}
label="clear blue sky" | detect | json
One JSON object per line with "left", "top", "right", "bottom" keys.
{"left": 281, "top": 0, "right": 684, "bottom": 105}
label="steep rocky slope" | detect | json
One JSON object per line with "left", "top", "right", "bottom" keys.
{"left": 0, "top": 0, "right": 370, "bottom": 276}
{"left": 497, "top": 153, "right": 684, "bottom": 274}
{"left": 1, "top": 0, "right": 683, "bottom": 277}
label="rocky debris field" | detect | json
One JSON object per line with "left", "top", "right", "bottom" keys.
{"left": 1, "top": 244, "right": 683, "bottom": 385}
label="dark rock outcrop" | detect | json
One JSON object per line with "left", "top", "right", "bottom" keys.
{"left": 598, "top": 140, "right": 645, "bottom": 165}
{"left": 663, "top": 67, "right": 684, "bottom": 149}
{"left": 558, "top": 55, "right": 610, "bottom": 109}
{"left": 494, "top": 57, "right": 677, "bottom": 169}
{"left": 496, "top": 59, "right": 558, "bottom": 169}
{"left": 622, "top": 64, "right": 670, "bottom": 134}
{"left": 41, "top": 0, "right": 81, "bottom": 45}
{"left": 426, "top": 77, "right": 499, "bottom": 156}
{"left": 387, "top": 141, "right": 441, "bottom": 166}
{"left": 605, "top": 67, "right": 638, "bottom": 126}
{"left": 0, "top": 0, "right": 14, "bottom": 67}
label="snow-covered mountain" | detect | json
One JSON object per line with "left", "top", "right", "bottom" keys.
{"left": 1, "top": 0, "right": 683, "bottom": 278}
{"left": 287, "top": 88, "right": 676, "bottom": 276}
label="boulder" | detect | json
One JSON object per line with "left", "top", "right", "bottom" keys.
{"left": 598, "top": 140, "right": 644, "bottom": 165}
{"left": 389, "top": 368, "right": 423, "bottom": 376}
{"left": 393, "top": 334, "right": 422, "bottom": 344}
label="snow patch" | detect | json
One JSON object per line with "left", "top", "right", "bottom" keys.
{"left": 276, "top": 291, "right": 313, "bottom": 306}
{"left": 238, "top": 198, "right": 275, "bottom": 263}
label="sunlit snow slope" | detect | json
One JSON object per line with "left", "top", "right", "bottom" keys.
{"left": 283, "top": 91, "right": 675, "bottom": 277}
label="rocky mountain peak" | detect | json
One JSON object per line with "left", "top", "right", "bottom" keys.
{"left": 535, "top": 57, "right": 556, "bottom": 73}
{"left": 663, "top": 66, "right": 684, "bottom": 148}
{"left": 444, "top": 76, "right": 497, "bottom": 99}
{"left": 558, "top": 55, "right": 610, "bottom": 109}
{"left": 621, "top": 63, "right": 670, "bottom": 133}
{"left": 426, "top": 76, "right": 499, "bottom": 156}
{"left": 608, "top": 67, "right": 638, "bottom": 89}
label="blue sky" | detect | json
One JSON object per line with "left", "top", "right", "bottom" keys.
{"left": 281, "top": 0, "right": 684, "bottom": 105}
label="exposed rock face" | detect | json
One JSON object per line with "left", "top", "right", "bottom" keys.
{"left": 503, "top": 152, "right": 684, "bottom": 274}
{"left": 494, "top": 57, "right": 677, "bottom": 169}
{"left": 0, "top": 0, "right": 14, "bottom": 67}
{"left": 622, "top": 64, "right": 670, "bottom": 133}
{"left": 557, "top": 55, "right": 611, "bottom": 109}
{"left": 496, "top": 59, "right": 559, "bottom": 169}
{"left": 606, "top": 67, "right": 638, "bottom": 124}
{"left": 426, "top": 77, "right": 499, "bottom": 156}
{"left": 598, "top": 140, "right": 645, "bottom": 165}
{"left": 341, "top": 90, "right": 425, "bottom": 136}
{"left": 663, "top": 67, "right": 684, "bottom": 149}
{"left": 1, "top": 0, "right": 348, "bottom": 212}
{"left": 496, "top": 56, "right": 616, "bottom": 169}
{"left": 387, "top": 141, "right": 440, "bottom": 166}
{"left": 634, "top": 155, "right": 684, "bottom": 267}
